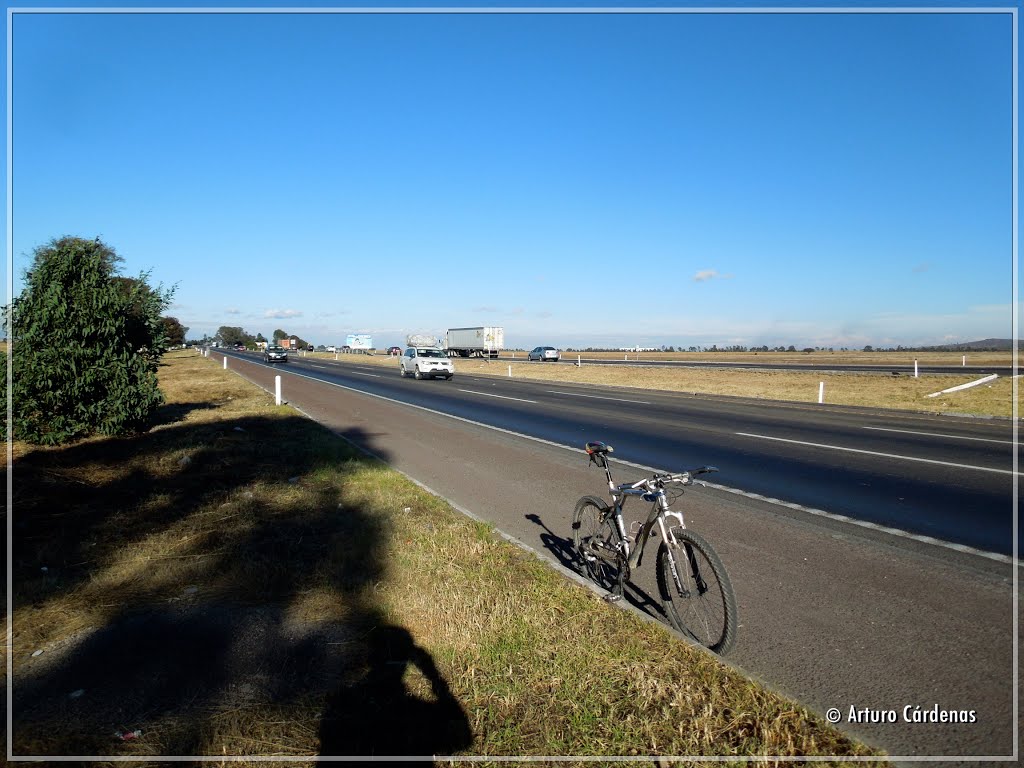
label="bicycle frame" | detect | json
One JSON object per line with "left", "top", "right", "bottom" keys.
{"left": 594, "top": 454, "right": 687, "bottom": 572}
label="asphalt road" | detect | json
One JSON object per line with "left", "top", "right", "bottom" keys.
{"left": 212, "top": 349, "right": 1017, "bottom": 760}
{"left": 228, "top": 350, "right": 1017, "bottom": 557}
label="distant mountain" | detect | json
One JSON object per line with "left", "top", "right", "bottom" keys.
{"left": 921, "top": 338, "right": 1015, "bottom": 351}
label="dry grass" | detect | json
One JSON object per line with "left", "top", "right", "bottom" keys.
{"left": 8, "top": 350, "right": 885, "bottom": 762}
{"left": 314, "top": 350, "right": 1018, "bottom": 418}
{"left": 519, "top": 349, "right": 1014, "bottom": 367}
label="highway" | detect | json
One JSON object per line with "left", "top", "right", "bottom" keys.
{"left": 212, "top": 349, "right": 1017, "bottom": 758}
{"left": 225, "top": 349, "right": 1017, "bottom": 557}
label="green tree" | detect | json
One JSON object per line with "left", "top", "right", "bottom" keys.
{"left": 161, "top": 316, "right": 188, "bottom": 347}
{"left": 4, "top": 236, "right": 174, "bottom": 445}
{"left": 273, "top": 329, "right": 287, "bottom": 341}
{"left": 216, "top": 326, "right": 256, "bottom": 347}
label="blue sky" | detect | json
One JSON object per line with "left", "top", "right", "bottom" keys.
{"left": 4, "top": 2, "right": 1017, "bottom": 350}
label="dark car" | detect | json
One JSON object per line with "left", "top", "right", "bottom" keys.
{"left": 234, "top": 343, "right": 246, "bottom": 352}
{"left": 264, "top": 344, "right": 289, "bottom": 364}
{"left": 386, "top": 346, "right": 402, "bottom": 356}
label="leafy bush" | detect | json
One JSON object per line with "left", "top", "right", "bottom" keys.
{"left": 4, "top": 236, "right": 174, "bottom": 445}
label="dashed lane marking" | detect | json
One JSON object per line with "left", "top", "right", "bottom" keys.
{"left": 737, "top": 432, "right": 1017, "bottom": 476}
{"left": 546, "top": 389, "right": 652, "bottom": 405}
{"left": 863, "top": 426, "right": 1014, "bottom": 445}
{"left": 458, "top": 389, "right": 537, "bottom": 403}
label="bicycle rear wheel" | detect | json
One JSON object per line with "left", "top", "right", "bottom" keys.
{"left": 656, "top": 528, "right": 738, "bottom": 655}
{"left": 571, "top": 496, "right": 622, "bottom": 592}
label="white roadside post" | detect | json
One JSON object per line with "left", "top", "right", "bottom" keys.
{"left": 963, "top": 355, "right": 967, "bottom": 367}
{"left": 223, "top": 356, "right": 227, "bottom": 370}
{"left": 914, "top": 359, "right": 919, "bottom": 378}
{"left": 275, "top": 375, "right": 282, "bottom": 406}
{"left": 508, "top": 365, "right": 512, "bottom": 377}
{"left": 577, "top": 354, "right": 581, "bottom": 366}
{"left": 818, "top": 381, "right": 824, "bottom": 404}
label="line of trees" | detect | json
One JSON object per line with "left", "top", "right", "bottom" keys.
{"left": 563, "top": 343, "right": 1012, "bottom": 353}
{"left": 188, "top": 327, "right": 312, "bottom": 351}
{"left": 563, "top": 345, "right": 836, "bottom": 353}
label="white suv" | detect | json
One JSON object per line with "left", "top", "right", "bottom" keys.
{"left": 400, "top": 347, "right": 455, "bottom": 380}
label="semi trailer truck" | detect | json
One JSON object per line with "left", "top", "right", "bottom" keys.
{"left": 445, "top": 327, "right": 504, "bottom": 358}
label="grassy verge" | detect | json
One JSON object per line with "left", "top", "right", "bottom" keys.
{"left": 9, "top": 350, "right": 885, "bottom": 763}
{"left": 312, "top": 350, "right": 1017, "bottom": 419}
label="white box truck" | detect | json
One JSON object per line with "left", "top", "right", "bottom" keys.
{"left": 446, "top": 326, "right": 504, "bottom": 358}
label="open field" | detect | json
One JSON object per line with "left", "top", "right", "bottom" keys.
{"left": 7, "top": 350, "right": 884, "bottom": 762}
{"left": 311, "top": 350, "right": 1018, "bottom": 419}
{"left": 505, "top": 349, "right": 1015, "bottom": 367}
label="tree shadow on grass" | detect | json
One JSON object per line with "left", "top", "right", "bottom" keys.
{"left": 147, "top": 399, "right": 219, "bottom": 429}
{"left": 9, "top": 416, "right": 472, "bottom": 758}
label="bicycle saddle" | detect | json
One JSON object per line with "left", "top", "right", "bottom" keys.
{"left": 585, "top": 441, "right": 613, "bottom": 455}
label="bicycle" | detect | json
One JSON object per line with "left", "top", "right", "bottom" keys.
{"left": 571, "top": 441, "right": 738, "bottom": 655}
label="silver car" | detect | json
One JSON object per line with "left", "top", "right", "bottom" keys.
{"left": 528, "top": 346, "right": 560, "bottom": 362}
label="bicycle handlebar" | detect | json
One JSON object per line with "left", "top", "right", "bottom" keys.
{"left": 619, "top": 466, "right": 718, "bottom": 494}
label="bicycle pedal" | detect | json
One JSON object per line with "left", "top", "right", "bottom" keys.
{"left": 603, "top": 593, "right": 622, "bottom": 603}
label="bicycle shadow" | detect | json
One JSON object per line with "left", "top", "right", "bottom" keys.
{"left": 318, "top": 624, "right": 472, "bottom": 760}
{"left": 523, "top": 513, "right": 576, "bottom": 570}
{"left": 524, "top": 513, "right": 666, "bottom": 621}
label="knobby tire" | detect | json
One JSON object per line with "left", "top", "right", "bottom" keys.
{"left": 656, "top": 528, "right": 738, "bottom": 655}
{"left": 571, "top": 496, "right": 622, "bottom": 593}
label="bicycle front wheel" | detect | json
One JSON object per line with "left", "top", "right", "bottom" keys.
{"left": 571, "top": 495, "right": 622, "bottom": 592}
{"left": 656, "top": 528, "right": 738, "bottom": 655}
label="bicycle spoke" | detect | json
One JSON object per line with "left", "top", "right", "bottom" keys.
{"left": 657, "top": 529, "right": 737, "bottom": 655}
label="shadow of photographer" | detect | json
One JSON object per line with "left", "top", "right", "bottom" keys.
{"left": 318, "top": 624, "right": 472, "bottom": 760}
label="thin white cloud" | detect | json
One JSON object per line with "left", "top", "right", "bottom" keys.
{"left": 264, "top": 308, "right": 303, "bottom": 319}
{"left": 693, "top": 269, "right": 733, "bottom": 282}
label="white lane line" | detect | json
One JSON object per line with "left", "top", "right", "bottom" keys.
{"left": 220, "top": 362, "right": 1018, "bottom": 566}
{"left": 352, "top": 371, "right": 381, "bottom": 378}
{"left": 307, "top": 364, "right": 331, "bottom": 369}
{"left": 458, "top": 389, "right": 537, "bottom": 404}
{"left": 863, "top": 426, "right": 1015, "bottom": 445}
{"left": 737, "top": 432, "right": 1017, "bottom": 476}
{"left": 546, "top": 389, "right": 651, "bottom": 405}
